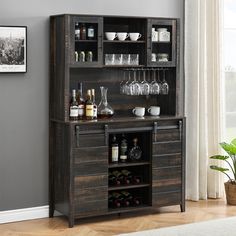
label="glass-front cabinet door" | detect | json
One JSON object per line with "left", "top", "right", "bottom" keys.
{"left": 147, "top": 19, "right": 177, "bottom": 67}
{"left": 70, "top": 16, "right": 103, "bottom": 67}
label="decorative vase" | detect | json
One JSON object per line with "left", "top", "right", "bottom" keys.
{"left": 97, "top": 86, "right": 114, "bottom": 119}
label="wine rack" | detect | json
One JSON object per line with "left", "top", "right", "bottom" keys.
{"left": 108, "top": 130, "right": 152, "bottom": 211}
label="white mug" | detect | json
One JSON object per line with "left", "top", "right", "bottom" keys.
{"left": 129, "top": 33, "right": 142, "bottom": 41}
{"left": 117, "top": 32, "right": 129, "bottom": 41}
{"left": 132, "top": 107, "right": 145, "bottom": 117}
{"left": 148, "top": 106, "right": 160, "bottom": 116}
{"left": 105, "top": 32, "right": 117, "bottom": 40}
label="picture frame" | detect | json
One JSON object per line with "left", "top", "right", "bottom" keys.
{"left": 0, "top": 26, "right": 27, "bottom": 73}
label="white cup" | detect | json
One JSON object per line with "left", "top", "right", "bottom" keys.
{"left": 105, "top": 32, "right": 117, "bottom": 40}
{"left": 117, "top": 32, "right": 129, "bottom": 41}
{"left": 132, "top": 107, "right": 145, "bottom": 117}
{"left": 148, "top": 106, "right": 160, "bottom": 116}
{"left": 129, "top": 33, "right": 142, "bottom": 41}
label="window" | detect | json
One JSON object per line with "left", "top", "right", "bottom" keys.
{"left": 224, "top": 0, "right": 236, "bottom": 142}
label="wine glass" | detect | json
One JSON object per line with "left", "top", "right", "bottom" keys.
{"left": 120, "top": 70, "right": 126, "bottom": 94}
{"left": 161, "top": 69, "right": 169, "bottom": 95}
{"left": 140, "top": 68, "right": 150, "bottom": 95}
{"left": 150, "top": 69, "right": 160, "bottom": 95}
{"left": 130, "top": 69, "right": 141, "bottom": 95}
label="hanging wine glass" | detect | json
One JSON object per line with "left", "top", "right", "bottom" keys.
{"left": 161, "top": 69, "right": 169, "bottom": 95}
{"left": 124, "top": 69, "right": 132, "bottom": 95}
{"left": 150, "top": 69, "right": 160, "bottom": 95}
{"left": 130, "top": 69, "right": 141, "bottom": 95}
{"left": 120, "top": 70, "right": 126, "bottom": 94}
{"left": 140, "top": 68, "right": 150, "bottom": 95}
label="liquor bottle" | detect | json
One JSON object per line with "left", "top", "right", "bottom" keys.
{"left": 69, "top": 89, "right": 79, "bottom": 120}
{"left": 80, "top": 23, "right": 86, "bottom": 40}
{"left": 120, "top": 134, "right": 128, "bottom": 163}
{"left": 111, "top": 135, "right": 119, "bottom": 163}
{"left": 91, "top": 89, "right": 97, "bottom": 119}
{"left": 120, "top": 191, "right": 133, "bottom": 207}
{"left": 121, "top": 169, "right": 132, "bottom": 185}
{"left": 128, "top": 138, "right": 142, "bottom": 161}
{"left": 75, "top": 22, "right": 80, "bottom": 40}
{"left": 77, "top": 82, "right": 85, "bottom": 120}
{"left": 85, "top": 90, "right": 94, "bottom": 120}
{"left": 109, "top": 171, "right": 121, "bottom": 186}
{"left": 87, "top": 25, "right": 95, "bottom": 40}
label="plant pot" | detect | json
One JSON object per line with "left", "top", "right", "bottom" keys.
{"left": 224, "top": 181, "right": 236, "bottom": 205}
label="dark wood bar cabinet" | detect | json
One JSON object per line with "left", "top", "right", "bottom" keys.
{"left": 49, "top": 14, "right": 185, "bottom": 227}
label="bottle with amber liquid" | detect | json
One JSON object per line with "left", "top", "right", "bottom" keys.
{"left": 77, "top": 82, "right": 85, "bottom": 120}
{"left": 80, "top": 23, "right": 86, "bottom": 40}
{"left": 91, "top": 89, "right": 97, "bottom": 119}
{"left": 85, "top": 90, "right": 94, "bottom": 120}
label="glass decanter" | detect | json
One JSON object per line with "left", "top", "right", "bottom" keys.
{"left": 97, "top": 86, "right": 114, "bottom": 119}
{"left": 128, "top": 138, "right": 142, "bottom": 161}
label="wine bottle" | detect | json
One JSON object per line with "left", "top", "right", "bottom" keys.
{"left": 111, "top": 135, "right": 119, "bottom": 163}
{"left": 109, "top": 171, "right": 121, "bottom": 186}
{"left": 109, "top": 192, "right": 123, "bottom": 208}
{"left": 132, "top": 175, "right": 142, "bottom": 184}
{"left": 132, "top": 196, "right": 142, "bottom": 206}
{"left": 120, "top": 191, "right": 133, "bottom": 207}
{"left": 120, "top": 134, "right": 128, "bottom": 162}
{"left": 75, "top": 22, "right": 80, "bottom": 40}
{"left": 69, "top": 89, "right": 79, "bottom": 120}
{"left": 112, "top": 170, "right": 123, "bottom": 184}
{"left": 91, "top": 89, "right": 97, "bottom": 119}
{"left": 77, "top": 82, "right": 85, "bottom": 120}
{"left": 120, "top": 169, "right": 132, "bottom": 185}
{"left": 85, "top": 90, "right": 94, "bottom": 120}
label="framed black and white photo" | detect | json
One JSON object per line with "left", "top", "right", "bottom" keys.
{"left": 0, "top": 26, "right": 27, "bottom": 73}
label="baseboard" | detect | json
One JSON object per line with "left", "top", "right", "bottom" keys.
{"left": 0, "top": 206, "right": 61, "bottom": 224}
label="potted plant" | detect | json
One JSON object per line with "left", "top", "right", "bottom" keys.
{"left": 210, "top": 138, "right": 236, "bottom": 205}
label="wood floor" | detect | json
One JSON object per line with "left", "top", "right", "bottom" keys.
{"left": 1, "top": 199, "right": 236, "bottom": 236}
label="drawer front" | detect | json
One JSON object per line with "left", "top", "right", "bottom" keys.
{"left": 152, "top": 167, "right": 182, "bottom": 193}
{"left": 152, "top": 191, "right": 181, "bottom": 207}
{"left": 153, "top": 129, "right": 180, "bottom": 142}
{"left": 78, "top": 134, "right": 106, "bottom": 147}
{"left": 74, "top": 186, "right": 108, "bottom": 216}
{"left": 152, "top": 153, "right": 182, "bottom": 168}
{"left": 153, "top": 141, "right": 181, "bottom": 155}
{"left": 73, "top": 146, "right": 108, "bottom": 176}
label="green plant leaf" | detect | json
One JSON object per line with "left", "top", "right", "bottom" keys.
{"left": 209, "top": 155, "right": 229, "bottom": 161}
{"left": 210, "top": 165, "right": 229, "bottom": 172}
{"left": 220, "top": 142, "right": 236, "bottom": 156}
{"left": 231, "top": 138, "right": 236, "bottom": 147}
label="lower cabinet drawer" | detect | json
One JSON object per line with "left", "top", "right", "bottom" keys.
{"left": 74, "top": 186, "right": 108, "bottom": 217}
{"left": 152, "top": 191, "right": 181, "bottom": 207}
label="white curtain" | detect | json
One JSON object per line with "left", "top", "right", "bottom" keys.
{"left": 185, "top": 0, "right": 224, "bottom": 200}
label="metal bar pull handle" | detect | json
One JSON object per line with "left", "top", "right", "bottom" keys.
{"left": 179, "top": 120, "right": 182, "bottom": 141}
{"left": 153, "top": 122, "right": 158, "bottom": 142}
{"left": 104, "top": 125, "right": 109, "bottom": 146}
{"left": 75, "top": 126, "right": 80, "bottom": 148}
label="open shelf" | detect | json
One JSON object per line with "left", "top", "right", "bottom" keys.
{"left": 108, "top": 183, "right": 150, "bottom": 191}
{"left": 75, "top": 39, "right": 98, "bottom": 43}
{"left": 109, "top": 161, "right": 150, "bottom": 168}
